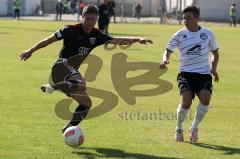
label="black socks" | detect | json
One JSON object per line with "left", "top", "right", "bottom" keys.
{"left": 69, "top": 104, "right": 90, "bottom": 126}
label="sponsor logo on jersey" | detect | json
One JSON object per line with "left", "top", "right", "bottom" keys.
{"left": 186, "top": 45, "right": 201, "bottom": 55}
{"left": 90, "top": 37, "right": 96, "bottom": 45}
{"left": 200, "top": 33, "right": 208, "bottom": 40}
{"left": 78, "top": 47, "right": 91, "bottom": 55}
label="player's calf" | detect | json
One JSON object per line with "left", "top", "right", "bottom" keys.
{"left": 62, "top": 104, "right": 90, "bottom": 133}
{"left": 62, "top": 91, "right": 92, "bottom": 133}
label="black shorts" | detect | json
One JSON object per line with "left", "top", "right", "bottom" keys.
{"left": 177, "top": 72, "right": 212, "bottom": 99}
{"left": 51, "top": 58, "right": 80, "bottom": 83}
{"left": 50, "top": 58, "right": 80, "bottom": 96}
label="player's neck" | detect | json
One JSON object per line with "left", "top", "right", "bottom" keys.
{"left": 187, "top": 25, "right": 200, "bottom": 32}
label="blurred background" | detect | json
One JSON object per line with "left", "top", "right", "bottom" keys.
{"left": 0, "top": 0, "right": 239, "bottom": 23}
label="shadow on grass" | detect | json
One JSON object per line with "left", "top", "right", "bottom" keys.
{"left": 186, "top": 142, "right": 240, "bottom": 155}
{"left": 72, "top": 147, "right": 182, "bottom": 159}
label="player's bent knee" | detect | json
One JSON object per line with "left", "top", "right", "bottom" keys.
{"left": 72, "top": 91, "right": 92, "bottom": 108}
{"left": 200, "top": 99, "right": 210, "bottom": 106}
{"left": 79, "top": 84, "right": 87, "bottom": 92}
{"left": 198, "top": 90, "right": 211, "bottom": 106}
{"left": 73, "top": 98, "right": 92, "bottom": 108}
{"left": 181, "top": 102, "right": 192, "bottom": 109}
{"left": 181, "top": 97, "right": 192, "bottom": 108}
{"left": 80, "top": 97, "right": 92, "bottom": 108}
{"left": 68, "top": 79, "right": 86, "bottom": 91}
{"left": 199, "top": 93, "right": 211, "bottom": 105}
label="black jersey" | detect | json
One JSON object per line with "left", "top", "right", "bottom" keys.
{"left": 54, "top": 23, "right": 112, "bottom": 60}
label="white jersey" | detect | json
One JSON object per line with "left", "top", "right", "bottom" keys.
{"left": 166, "top": 27, "right": 219, "bottom": 74}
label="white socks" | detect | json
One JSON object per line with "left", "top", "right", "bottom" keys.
{"left": 191, "top": 103, "right": 209, "bottom": 129}
{"left": 176, "top": 105, "right": 189, "bottom": 130}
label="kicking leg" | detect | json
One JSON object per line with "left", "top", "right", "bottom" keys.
{"left": 62, "top": 74, "right": 92, "bottom": 133}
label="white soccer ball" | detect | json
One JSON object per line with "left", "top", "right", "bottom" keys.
{"left": 63, "top": 126, "right": 84, "bottom": 147}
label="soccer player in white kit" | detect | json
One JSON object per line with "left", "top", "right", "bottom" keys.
{"left": 159, "top": 6, "right": 219, "bottom": 142}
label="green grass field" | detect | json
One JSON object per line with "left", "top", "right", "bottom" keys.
{"left": 0, "top": 19, "right": 240, "bottom": 159}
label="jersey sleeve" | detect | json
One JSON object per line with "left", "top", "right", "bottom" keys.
{"left": 209, "top": 31, "right": 219, "bottom": 51}
{"left": 166, "top": 32, "right": 179, "bottom": 52}
{"left": 96, "top": 31, "right": 113, "bottom": 46}
{"left": 54, "top": 25, "right": 71, "bottom": 40}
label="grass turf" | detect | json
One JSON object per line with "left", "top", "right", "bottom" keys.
{"left": 0, "top": 19, "right": 240, "bottom": 159}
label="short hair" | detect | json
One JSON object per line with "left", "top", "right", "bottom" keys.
{"left": 82, "top": 5, "right": 98, "bottom": 15}
{"left": 183, "top": 6, "right": 200, "bottom": 17}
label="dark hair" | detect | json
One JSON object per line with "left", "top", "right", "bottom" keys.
{"left": 82, "top": 5, "right": 98, "bottom": 15}
{"left": 183, "top": 6, "right": 200, "bottom": 17}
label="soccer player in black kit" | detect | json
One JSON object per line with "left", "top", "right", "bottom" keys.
{"left": 20, "top": 5, "right": 153, "bottom": 133}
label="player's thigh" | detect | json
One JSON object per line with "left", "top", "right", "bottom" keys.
{"left": 68, "top": 73, "right": 86, "bottom": 90}
{"left": 177, "top": 73, "right": 193, "bottom": 108}
{"left": 51, "top": 60, "right": 70, "bottom": 84}
{"left": 195, "top": 74, "right": 212, "bottom": 105}
{"left": 180, "top": 91, "right": 193, "bottom": 109}
{"left": 197, "top": 90, "right": 211, "bottom": 106}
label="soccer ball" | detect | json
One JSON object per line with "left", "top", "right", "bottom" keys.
{"left": 63, "top": 126, "right": 84, "bottom": 147}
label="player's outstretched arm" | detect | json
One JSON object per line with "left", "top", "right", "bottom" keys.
{"left": 211, "top": 50, "right": 219, "bottom": 82}
{"left": 159, "top": 49, "right": 172, "bottom": 70}
{"left": 110, "top": 37, "right": 153, "bottom": 45}
{"left": 20, "top": 34, "right": 58, "bottom": 61}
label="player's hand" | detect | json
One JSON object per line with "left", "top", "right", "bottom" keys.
{"left": 211, "top": 69, "right": 219, "bottom": 82}
{"left": 138, "top": 38, "right": 153, "bottom": 44}
{"left": 20, "top": 50, "right": 33, "bottom": 61}
{"left": 159, "top": 61, "right": 169, "bottom": 70}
